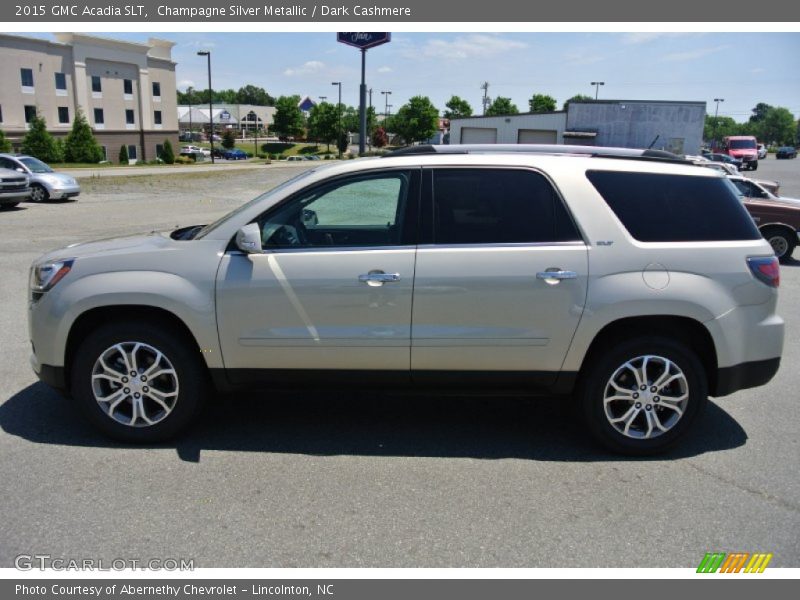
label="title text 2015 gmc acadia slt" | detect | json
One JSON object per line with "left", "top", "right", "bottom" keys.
{"left": 28, "top": 146, "right": 784, "bottom": 454}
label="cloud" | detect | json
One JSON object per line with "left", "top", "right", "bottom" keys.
{"left": 178, "top": 79, "right": 195, "bottom": 89}
{"left": 284, "top": 60, "right": 325, "bottom": 76}
{"left": 411, "top": 34, "right": 527, "bottom": 61}
{"left": 377, "top": 66, "right": 392, "bottom": 73}
{"left": 750, "top": 67, "right": 766, "bottom": 74}
{"left": 662, "top": 45, "right": 729, "bottom": 61}
{"left": 621, "top": 32, "right": 699, "bottom": 45}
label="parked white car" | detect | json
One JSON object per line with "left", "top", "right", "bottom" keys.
{"left": 180, "top": 145, "right": 211, "bottom": 157}
{"left": 28, "top": 145, "right": 784, "bottom": 455}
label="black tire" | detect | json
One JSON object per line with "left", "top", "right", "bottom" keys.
{"left": 762, "top": 226, "right": 797, "bottom": 262}
{"left": 29, "top": 184, "right": 49, "bottom": 203}
{"left": 751, "top": 162, "right": 758, "bottom": 171}
{"left": 70, "top": 320, "right": 209, "bottom": 442}
{"left": 577, "top": 336, "right": 708, "bottom": 456}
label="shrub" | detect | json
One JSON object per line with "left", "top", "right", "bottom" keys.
{"left": 118, "top": 144, "right": 129, "bottom": 165}
{"left": 0, "top": 129, "right": 12, "bottom": 153}
{"left": 222, "top": 129, "right": 237, "bottom": 150}
{"left": 63, "top": 110, "right": 104, "bottom": 163}
{"left": 160, "top": 139, "right": 175, "bottom": 164}
{"left": 174, "top": 155, "right": 194, "bottom": 164}
{"left": 22, "top": 113, "right": 61, "bottom": 163}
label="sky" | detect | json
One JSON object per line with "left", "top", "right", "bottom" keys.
{"left": 21, "top": 32, "right": 800, "bottom": 121}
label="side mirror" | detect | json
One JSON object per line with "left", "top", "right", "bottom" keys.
{"left": 235, "top": 223, "right": 263, "bottom": 254}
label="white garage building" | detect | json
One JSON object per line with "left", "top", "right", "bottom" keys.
{"left": 452, "top": 111, "right": 567, "bottom": 145}
{"left": 449, "top": 100, "right": 706, "bottom": 155}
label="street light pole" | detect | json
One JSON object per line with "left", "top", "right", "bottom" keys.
{"left": 332, "top": 81, "right": 342, "bottom": 156}
{"left": 713, "top": 98, "right": 725, "bottom": 150}
{"left": 591, "top": 81, "right": 605, "bottom": 100}
{"left": 381, "top": 90, "right": 391, "bottom": 119}
{"left": 359, "top": 49, "right": 367, "bottom": 155}
{"left": 197, "top": 51, "right": 214, "bottom": 164}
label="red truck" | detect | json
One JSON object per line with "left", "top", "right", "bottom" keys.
{"left": 722, "top": 135, "right": 759, "bottom": 171}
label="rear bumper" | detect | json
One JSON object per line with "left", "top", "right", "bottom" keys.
{"left": 714, "top": 357, "right": 781, "bottom": 397}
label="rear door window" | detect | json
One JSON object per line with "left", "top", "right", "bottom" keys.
{"left": 586, "top": 170, "right": 760, "bottom": 242}
{"left": 431, "top": 168, "right": 581, "bottom": 244}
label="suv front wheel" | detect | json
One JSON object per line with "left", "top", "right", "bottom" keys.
{"left": 578, "top": 336, "right": 708, "bottom": 455}
{"left": 70, "top": 321, "right": 208, "bottom": 442}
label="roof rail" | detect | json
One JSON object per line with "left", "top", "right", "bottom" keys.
{"left": 384, "top": 144, "right": 689, "bottom": 163}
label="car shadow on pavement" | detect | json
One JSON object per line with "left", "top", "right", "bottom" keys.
{"left": 0, "top": 382, "right": 747, "bottom": 463}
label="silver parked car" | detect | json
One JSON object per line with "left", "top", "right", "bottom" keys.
{"left": 0, "top": 154, "right": 80, "bottom": 202}
{"left": 28, "top": 145, "right": 784, "bottom": 455}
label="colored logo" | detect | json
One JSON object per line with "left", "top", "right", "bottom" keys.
{"left": 697, "top": 552, "right": 773, "bottom": 573}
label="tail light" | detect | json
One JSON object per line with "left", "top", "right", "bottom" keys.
{"left": 747, "top": 256, "right": 780, "bottom": 288}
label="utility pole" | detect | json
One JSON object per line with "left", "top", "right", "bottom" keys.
{"left": 368, "top": 88, "right": 373, "bottom": 150}
{"left": 197, "top": 51, "right": 214, "bottom": 163}
{"left": 480, "top": 81, "right": 490, "bottom": 115}
{"left": 332, "top": 82, "right": 342, "bottom": 156}
{"left": 713, "top": 98, "right": 725, "bottom": 149}
{"left": 381, "top": 90, "right": 391, "bottom": 119}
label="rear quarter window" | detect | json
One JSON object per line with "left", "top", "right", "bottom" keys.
{"left": 586, "top": 170, "right": 761, "bottom": 242}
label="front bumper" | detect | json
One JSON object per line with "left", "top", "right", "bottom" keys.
{"left": 30, "top": 353, "right": 67, "bottom": 393}
{"left": 0, "top": 190, "right": 31, "bottom": 204}
{"left": 48, "top": 185, "right": 81, "bottom": 200}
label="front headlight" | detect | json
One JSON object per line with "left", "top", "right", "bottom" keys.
{"left": 30, "top": 259, "right": 74, "bottom": 294}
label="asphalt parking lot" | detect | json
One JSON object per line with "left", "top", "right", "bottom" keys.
{"left": 0, "top": 158, "right": 798, "bottom": 568}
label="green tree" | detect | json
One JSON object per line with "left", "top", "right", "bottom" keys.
{"left": 272, "top": 95, "right": 305, "bottom": 140}
{"left": 161, "top": 139, "right": 175, "bottom": 164}
{"left": 562, "top": 94, "right": 593, "bottom": 110}
{"left": 529, "top": 94, "right": 557, "bottom": 113}
{"left": 443, "top": 96, "right": 473, "bottom": 120}
{"left": 485, "top": 96, "right": 519, "bottom": 116}
{"left": 703, "top": 115, "right": 740, "bottom": 143}
{"left": 337, "top": 131, "right": 349, "bottom": 155}
{"left": 0, "top": 129, "right": 12, "bottom": 153}
{"left": 235, "top": 85, "right": 274, "bottom": 106}
{"left": 307, "top": 102, "right": 340, "bottom": 151}
{"left": 392, "top": 96, "right": 439, "bottom": 145}
{"left": 222, "top": 129, "right": 237, "bottom": 149}
{"left": 749, "top": 102, "right": 774, "bottom": 124}
{"left": 21, "top": 113, "right": 61, "bottom": 163}
{"left": 63, "top": 109, "right": 104, "bottom": 163}
{"left": 759, "top": 107, "right": 796, "bottom": 146}
{"left": 118, "top": 144, "right": 129, "bottom": 165}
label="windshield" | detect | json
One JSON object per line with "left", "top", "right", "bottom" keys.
{"left": 729, "top": 139, "right": 756, "bottom": 150}
{"left": 195, "top": 168, "right": 320, "bottom": 239}
{"left": 19, "top": 157, "right": 53, "bottom": 173}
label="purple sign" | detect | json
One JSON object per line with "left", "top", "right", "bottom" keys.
{"left": 337, "top": 32, "right": 391, "bottom": 50}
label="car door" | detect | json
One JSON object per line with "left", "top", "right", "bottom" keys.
{"left": 411, "top": 167, "right": 588, "bottom": 387}
{"left": 215, "top": 169, "right": 419, "bottom": 384}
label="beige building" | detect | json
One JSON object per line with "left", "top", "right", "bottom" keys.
{"left": 0, "top": 33, "right": 179, "bottom": 163}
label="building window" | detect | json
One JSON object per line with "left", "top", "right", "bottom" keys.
{"left": 0, "top": 105, "right": 3, "bottom": 123}
{"left": 127, "top": 145, "right": 137, "bottom": 160}
{"left": 123, "top": 79, "right": 133, "bottom": 95}
{"left": 91, "top": 76, "right": 102, "bottom": 93}
{"left": 152, "top": 82, "right": 161, "bottom": 97}
{"left": 126, "top": 109, "right": 135, "bottom": 125}
{"left": 100, "top": 146, "right": 108, "bottom": 161}
{"left": 58, "top": 107, "right": 70, "bottom": 124}
{"left": 24, "top": 105, "right": 37, "bottom": 123}
{"left": 156, "top": 144, "right": 164, "bottom": 158}
{"left": 54, "top": 72, "right": 67, "bottom": 92}
{"left": 20, "top": 68, "right": 34, "bottom": 88}
{"left": 93, "top": 108, "right": 104, "bottom": 126}
{"left": 154, "top": 110, "right": 162, "bottom": 125}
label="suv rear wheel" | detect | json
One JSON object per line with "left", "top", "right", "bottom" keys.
{"left": 70, "top": 321, "right": 208, "bottom": 442}
{"left": 579, "top": 336, "right": 707, "bottom": 455}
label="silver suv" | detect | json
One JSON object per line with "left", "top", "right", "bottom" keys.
{"left": 28, "top": 145, "right": 784, "bottom": 454}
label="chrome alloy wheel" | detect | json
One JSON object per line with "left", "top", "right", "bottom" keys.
{"left": 603, "top": 355, "right": 689, "bottom": 439}
{"left": 91, "top": 342, "right": 179, "bottom": 427}
{"left": 768, "top": 235, "right": 789, "bottom": 258}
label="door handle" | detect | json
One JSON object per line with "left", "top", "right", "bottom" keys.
{"left": 536, "top": 269, "right": 578, "bottom": 283}
{"left": 358, "top": 270, "right": 401, "bottom": 287}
